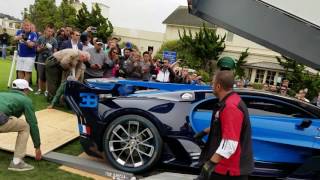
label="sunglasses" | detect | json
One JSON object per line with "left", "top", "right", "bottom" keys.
{"left": 112, "top": 51, "right": 119, "bottom": 55}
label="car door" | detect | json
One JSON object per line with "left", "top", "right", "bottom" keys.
{"left": 242, "top": 95, "right": 320, "bottom": 164}
{"left": 189, "top": 97, "right": 218, "bottom": 141}
{"left": 313, "top": 122, "right": 320, "bottom": 149}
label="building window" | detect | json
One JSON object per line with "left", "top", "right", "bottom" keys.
{"left": 265, "top": 71, "right": 276, "bottom": 85}
{"left": 9, "top": 22, "right": 13, "bottom": 28}
{"left": 254, "top": 69, "right": 265, "bottom": 83}
{"left": 226, "top": 31, "right": 234, "bottom": 42}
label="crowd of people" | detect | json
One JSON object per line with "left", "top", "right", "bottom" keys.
{"left": 7, "top": 20, "right": 320, "bottom": 108}
{"left": 12, "top": 21, "right": 205, "bottom": 103}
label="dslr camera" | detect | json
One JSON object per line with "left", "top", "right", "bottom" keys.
{"left": 91, "top": 27, "right": 97, "bottom": 33}
{"left": 21, "top": 33, "right": 29, "bottom": 41}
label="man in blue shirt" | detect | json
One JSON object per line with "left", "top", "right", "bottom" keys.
{"left": 14, "top": 21, "right": 38, "bottom": 83}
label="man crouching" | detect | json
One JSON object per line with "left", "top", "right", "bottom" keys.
{"left": 0, "top": 79, "right": 42, "bottom": 171}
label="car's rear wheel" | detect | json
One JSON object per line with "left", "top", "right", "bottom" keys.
{"left": 103, "top": 114, "right": 162, "bottom": 173}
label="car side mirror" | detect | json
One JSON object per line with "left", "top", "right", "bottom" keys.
{"left": 295, "top": 119, "right": 312, "bottom": 130}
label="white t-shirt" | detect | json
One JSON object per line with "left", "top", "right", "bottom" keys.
{"left": 156, "top": 69, "right": 170, "bottom": 82}
{"left": 72, "top": 40, "right": 79, "bottom": 50}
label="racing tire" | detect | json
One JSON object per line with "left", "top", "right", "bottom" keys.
{"left": 103, "top": 114, "right": 163, "bottom": 173}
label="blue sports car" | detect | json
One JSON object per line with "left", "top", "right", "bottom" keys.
{"left": 65, "top": 79, "right": 320, "bottom": 179}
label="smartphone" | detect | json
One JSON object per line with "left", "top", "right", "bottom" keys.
{"left": 148, "top": 46, "right": 154, "bottom": 52}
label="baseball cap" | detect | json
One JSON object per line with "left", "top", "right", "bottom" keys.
{"left": 12, "top": 79, "right": 33, "bottom": 91}
{"left": 125, "top": 42, "right": 132, "bottom": 49}
{"left": 217, "top": 56, "right": 236, "bottom": 70}
{"left": 96, "top": 38, "right": 104, "bottom": 45}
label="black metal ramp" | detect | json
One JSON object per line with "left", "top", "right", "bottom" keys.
{"left": 189, "top": 0, "right": 320, "bottom": 69}
{"left": 43, "top": 152, "right": 135, "bottom": 180}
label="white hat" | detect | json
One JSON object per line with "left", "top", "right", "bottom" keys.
{"left": 12, "top": 79, "right": 33, "bottom": 91}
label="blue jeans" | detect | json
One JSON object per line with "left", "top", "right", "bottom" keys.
{"left": 1, "top": 44, "right": 7, "bottom": 59}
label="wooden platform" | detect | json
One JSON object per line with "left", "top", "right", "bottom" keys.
{"left": 0, "top": 109, "right": 79, "bottom": 157}
{"left": 59, "top": 153, "right": 111, "bottom": 180}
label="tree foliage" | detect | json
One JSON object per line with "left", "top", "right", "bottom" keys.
{"left": 178, "top": 24, "right": 226, "bottom": 74}
{"left": 75, "top": 3, "right": 113, "bottom": 42}
{"left": 55, "top": 0, "right": 77, "bottom": 28}
{"left": 22, "top": 0, "right": 58, "bottom": 31}
{"left": 155, "top": 40, "right": 193, "bottom": 66}
{"left": 277, "top": 56, "right": 320, "bottom": 99}
{"left": 75, "top": 3, "right": 91, "bottom": 29}
{"left": 235, "top": 48, "right": 249, "bottom": 79}
{"left": 22, "top": 0, "right": 77, "bottom": 31}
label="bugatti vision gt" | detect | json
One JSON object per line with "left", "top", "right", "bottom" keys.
{"left": 65, "top": 79, "right": 320, "bottom": 179}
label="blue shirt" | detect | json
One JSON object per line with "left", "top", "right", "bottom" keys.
{"left": 16, "top": 29, "right": 38, "bottom": 57}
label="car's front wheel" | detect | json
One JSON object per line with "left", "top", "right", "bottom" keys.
{"left": 103, "top": 114, "right": 163, "bottom": 173}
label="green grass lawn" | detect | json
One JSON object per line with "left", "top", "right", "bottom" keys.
{"left": 0, "top": 58, "right": 91, "bottom": 179}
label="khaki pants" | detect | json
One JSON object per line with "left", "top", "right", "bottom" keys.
{"left": 0, "top": 116, "right": 30, "bottom": 159}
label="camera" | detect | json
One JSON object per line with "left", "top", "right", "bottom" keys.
{"left": 91, "top": 27, "right": 97, "bottom": 33}
{"left": 21, "top": 33, "right": 29, "bottom": 41}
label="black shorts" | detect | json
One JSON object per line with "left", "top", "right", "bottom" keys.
{"left": 37, "top": 62, "right": 46, "bottom": 81}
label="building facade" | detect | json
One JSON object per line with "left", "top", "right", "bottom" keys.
{"left": 113, "top": 27, "right": 164, "bottom": 53}
{"left": 0, "top": 13, "right": 21, "bottom": 36}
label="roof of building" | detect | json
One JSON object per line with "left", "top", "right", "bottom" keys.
{"left": 245, "top": 61, "right": 284, "bottom": 71}
{"left": 0, "top": 13, "right": 21, "bottom": 22}
{"left": 245, "top": 61, "right": 319, "bottom": 74}
{"left": 163, "top": 6, "right": 216, "bottom": 28}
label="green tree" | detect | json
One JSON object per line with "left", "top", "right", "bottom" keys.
{"left": 277, "top": 56, "right": 305, "bottom": 92}
{"left": 75, "top": 3, "right": 91, "bottom": 29}
{"left": 155, "top": 40, "right": 193, "bottom": 66}
{"left": 277, "top": 56, "right": 320, "bottom": 99}
{"left": 22, "top": 0, "right": 57, "bottom": 31}
{"left": 235, "top": 48, "right": 249, "bottom": 79}
{"left": 22, "top": 0, "right": 77, "bottom": 30}
{"left": 75, "top": 3, "right": 113, "bottom": 42}
{"left": 55, "top": 0, "right": 77, "bottom": 28}
{"left": 179, "top": 24, "right": 226, "bottom": 74}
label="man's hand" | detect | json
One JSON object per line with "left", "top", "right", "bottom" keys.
{"left": 96, "top": 64, "right": 102, "bottom": 69}
{"left": 15, "top": 35, "right": 23, "bottom": 41}
{"left": 90, "top": 64, "right": 99, "bottom": 69}
{"left": 35, "top": 148, "right": 42, "bottom": 160}
{"left": 197, "top": 161, "right": 216, "bottom": 180}
{"left": 193, "top": 131, "right": 207, "bottom": 140}
{"left": 26, "top": 41, "right": 35, "bottom": 48}
{"left": 86, "top": 26, "right": 92, "bottom": 32}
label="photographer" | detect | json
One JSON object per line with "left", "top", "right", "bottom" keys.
{"left": 14, "top": 21, "right": 38, "bottom": 82}
{"left": 35, "top": 24, "right": 58, "bottom": 96}
{"left": 156, "top": 59, "right": 175, "bottom": 83}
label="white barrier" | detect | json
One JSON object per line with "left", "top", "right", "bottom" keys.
{"left": 7, "top": 50, "right": 17, "bottom": 88}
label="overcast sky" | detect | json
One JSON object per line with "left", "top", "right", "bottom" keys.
{"left": 0, "top": 0, "right": 187, "bottom": 32}
{"left": 1, "top": 0, "right": 319, "bottom": 32}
